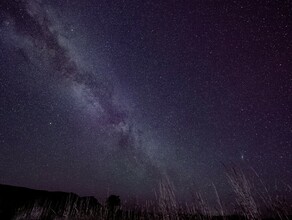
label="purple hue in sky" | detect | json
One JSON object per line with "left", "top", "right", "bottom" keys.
{"left": 0, "top": 0, "right": 291, "bottom": 204}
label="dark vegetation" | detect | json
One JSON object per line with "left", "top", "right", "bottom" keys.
{"left": 0, "top": 184, "right": 101, "bottom": 219}
{"left": 0, "top": 167, "right": 291, "bottom": 220}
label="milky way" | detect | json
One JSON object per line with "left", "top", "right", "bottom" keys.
{"left": 2, "top": 0, "right": 127, "bottom": 126}
{"left": 0, "top": 0, "right": 163, "bottom": 199}
{"left": 0, "top": 0, "right": 291, "bottom": 204}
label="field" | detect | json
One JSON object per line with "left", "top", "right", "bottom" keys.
{"left": 1, "top": 166, "right": 291, "bottom": 220}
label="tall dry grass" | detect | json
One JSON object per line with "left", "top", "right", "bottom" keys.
{"left": 224, "top": 165, "right": 259, "bottom": 220}
{"left": 9, "top": 166, "right": 292, "bottom": 220}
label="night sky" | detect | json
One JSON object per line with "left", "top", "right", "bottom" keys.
{"left": 0, "top": 0, "right": 291, "bottom": 204}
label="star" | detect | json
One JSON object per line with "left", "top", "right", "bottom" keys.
{"left": 0, "top": 0, "right": 290, "bottom": 207}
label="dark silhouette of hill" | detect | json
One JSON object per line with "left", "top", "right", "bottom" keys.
{"left": 0, "top": 183, "right": 290, "bottom": 220}
{"left": 0, "top": 183, "right": 101, "bottom": 219}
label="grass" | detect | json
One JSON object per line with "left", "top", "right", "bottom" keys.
{"left": 7, "top": 166, "right": 292, "bottom": 220}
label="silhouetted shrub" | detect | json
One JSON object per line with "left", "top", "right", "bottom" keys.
{"left": 106, "top": 195, "right": 121, "bottom": 211}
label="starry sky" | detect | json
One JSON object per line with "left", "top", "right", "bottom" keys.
{"left": 0, "top": 0, "right": 291, "bottom": 204}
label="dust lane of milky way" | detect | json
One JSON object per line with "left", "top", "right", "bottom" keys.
{"left": 0, "top": 0, "right": 164, "bottom": 199}
{"left": 0, "top": 0, "right": 291, "bottom": 204}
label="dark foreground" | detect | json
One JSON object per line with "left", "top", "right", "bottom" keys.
{"left": 0, "top": 184, "right": 100, "bottom": 219}
{"left": 0, "top": 184, "right": 290, "bottom": 220}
